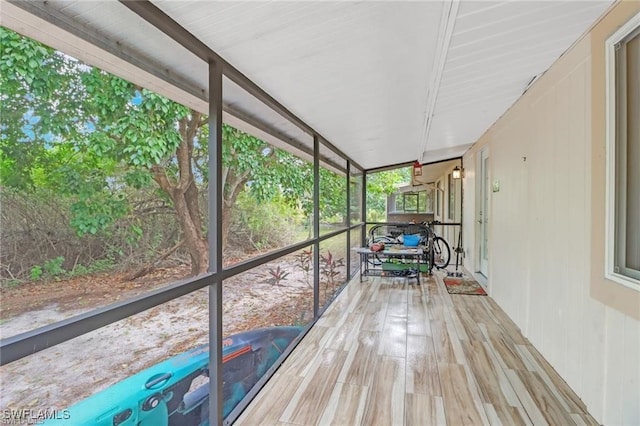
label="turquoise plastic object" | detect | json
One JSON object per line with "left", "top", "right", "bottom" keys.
{"left": 403, "top": 234, "right": 421, "bottom": 246}
{"left": 43, "top": 326, "right": 302, "bottom": 426}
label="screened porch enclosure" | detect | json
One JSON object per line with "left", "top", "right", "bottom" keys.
{"left": 1, "top": 1, "right": 631, "bottom": 425}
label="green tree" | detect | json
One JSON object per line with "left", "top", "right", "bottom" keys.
{"left": 319, "top": 168, "right": 347, "bottom": 223}
{"left": 366, "top": 168, "right": 411, "bottom": 221}
{"left": 0, "top": 28, "right": 316, "bottom": 276}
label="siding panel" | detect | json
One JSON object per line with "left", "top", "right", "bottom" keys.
{"left": 603, "top": 308, "right": 625, "bottom": 426}
{"left": 622, "top": 314, "right": 640, "bottom": 425}
{"left": 461, "top": 3, "right": 640, "bottom": 424}
{"left": 565, "top": 60, "right": 589, "bottom": 397}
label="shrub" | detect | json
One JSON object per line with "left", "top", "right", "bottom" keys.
{"left": 228, "top": 192, "right": 306, "bottom": 253}
{"left": 43, "top": 256, "right": 65, "bottom": 278}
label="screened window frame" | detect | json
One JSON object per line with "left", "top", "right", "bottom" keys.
{"left": 403, "top": 193, "right": 419, "bottom": 213}
{"left": 605, "top": 11, "right": 640, "bottom": 291}
{"left": 391, "top": 191, "right": 432, "bottom": 214}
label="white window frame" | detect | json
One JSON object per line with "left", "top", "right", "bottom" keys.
{"left": 605, "top": 11, "right": 640, "bottom": 291}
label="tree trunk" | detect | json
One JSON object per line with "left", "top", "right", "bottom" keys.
{"left": 221, "top": 204, "right": 232, "bottom": 255}
{"left": 148, "top": 113, "right": 259, "bottom": 275}
{"left": 150, "top": 154, "right": 209, "bottom": 275}
{"left": 161, "top": 113, "right": 208, "bottom": 276}
{"left": 173, "top": 189, "right": 209, "bottom": 275}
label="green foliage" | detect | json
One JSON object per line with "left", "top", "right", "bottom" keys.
{"left": 26, "top": 255, "right": 116, "bottom": 282}
{"left": 43, "top": 256, "right": 65, "bottom": 277}
{"left": 221, "top": 125, "right": 350, "bottom": 225}
{"left": 319, "top": 169, "right": 347, "bottom": 224}
{"left": 1, "top": 28, "right": 362, "bottom": 278}
{"left": 70, "top": 258, "right": 116, "bottom": 277}
{"left": 29, "top": 265, "right": 43, "bottom": 281}
{"left": 222, "top": 125, "right": 268, "bottom": 181}
{"left": 69, "top": 193, "right": 129, "bottom": 236}
{"left": 124, "top": 170, "right": 153, "bottom": 189}
{"left": 223, "top": 125, "right": 315, "bottom": 212}
{"left": 28, "top": 257, "right": 66, "bottom": 282}
{"left": 127, "top": 224, "right": 144, "bottom": 246}
{"left": 366, "top": 168, "right": 411, "bottom": 221}
{"left": 116, "top": 90, "right": 187, "bottom": 168}
{"left": 1, "top": 27, "right": 93, "bottom": 189}
{"left": 231, "top": 192, "right": 305, "bottom": 250}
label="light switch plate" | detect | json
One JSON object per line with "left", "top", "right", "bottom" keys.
{"left": 492, "top": 180, "right": 500, "bottom": 192}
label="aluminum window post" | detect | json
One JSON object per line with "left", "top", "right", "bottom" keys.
{"left": 362, "top": 171, "right": 367, "bottom": 247}
{"left": 208, "top": 59, "right": 224, "bottom": 426}
{"left": 346, "top": 161, "right": 351, "bottom": 279}
{"left": 313, "top": 135, "right": 320, "bottom": 319}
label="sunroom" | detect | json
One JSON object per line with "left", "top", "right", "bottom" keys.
{"left": 1, "top": 1, "right": 639, "bottom": 425}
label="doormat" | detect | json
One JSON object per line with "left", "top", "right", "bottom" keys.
{"left": 443, "top": 277, "right": 487, "bottom": 296}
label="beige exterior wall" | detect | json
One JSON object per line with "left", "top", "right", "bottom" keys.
{"left": 461, "top": 2, "right": 640, "bottom": 424}
{"left": 589, "top": 1, "right": 640, "bottom": 324}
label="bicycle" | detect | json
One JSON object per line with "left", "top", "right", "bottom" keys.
{"left": 365, "top": 222, "right": 450, "bottom": 275}
{"left": 421, "top": 221, "right": 451, "bottom": 272}
{"left": 373, "top": 229, "right": 449, "bottom": 276}
{"left": 366, "top": 223, "right": 428, "bottom": 266}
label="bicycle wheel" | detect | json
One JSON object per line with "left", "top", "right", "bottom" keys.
{"left": 427, "top": 243, "right": 435, "bottom": 274}
{"left": 432, "top": 236, "right": 450, "bottom": 269}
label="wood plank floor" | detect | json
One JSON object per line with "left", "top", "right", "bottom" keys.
{"left": 235, "top": 273, "right": 598, "bottom": 426}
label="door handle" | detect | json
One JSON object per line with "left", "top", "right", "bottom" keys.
{"left": 145, "top": 372, "right": 172, "bottom": 389}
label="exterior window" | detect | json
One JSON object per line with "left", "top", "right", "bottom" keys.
{"left": 419, "top": 191, "right": 433, "bottom": 214}
{"left": 394, "top": 195, "right": 404, "bottom": 212}
{"left": 390, "top": 191, "right": 432, "bottom": 214}
{"left": 606, "top": 12, "right": 640, "bottom": 290}
{"left": 404, "top": 193, "right": 418, "bottom": 212}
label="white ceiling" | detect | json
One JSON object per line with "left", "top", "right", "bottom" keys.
{"left": 1, "top": 0, "right": 614, "bottom": 170}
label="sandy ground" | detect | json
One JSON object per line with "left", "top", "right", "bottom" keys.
{"left": 0, "top": 257, "right": 320, "bottom": 412}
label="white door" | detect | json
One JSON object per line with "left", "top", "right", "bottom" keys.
{"left": 478, "top": 149, "right": 489, "bottom": 277}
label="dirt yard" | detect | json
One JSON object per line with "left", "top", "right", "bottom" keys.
{"left": 0, "top": 257, "right": 319, "bottom": 412}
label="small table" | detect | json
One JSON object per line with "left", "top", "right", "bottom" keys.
{"left": 353, "top": 246, "right": 423, "bottom": 284}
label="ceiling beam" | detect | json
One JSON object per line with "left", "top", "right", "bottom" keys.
{"left": 419, "top": 0, "right": 460, "bottom": 163}
{"left": 365, "top": 161, "right": 414, "bottom": 174}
